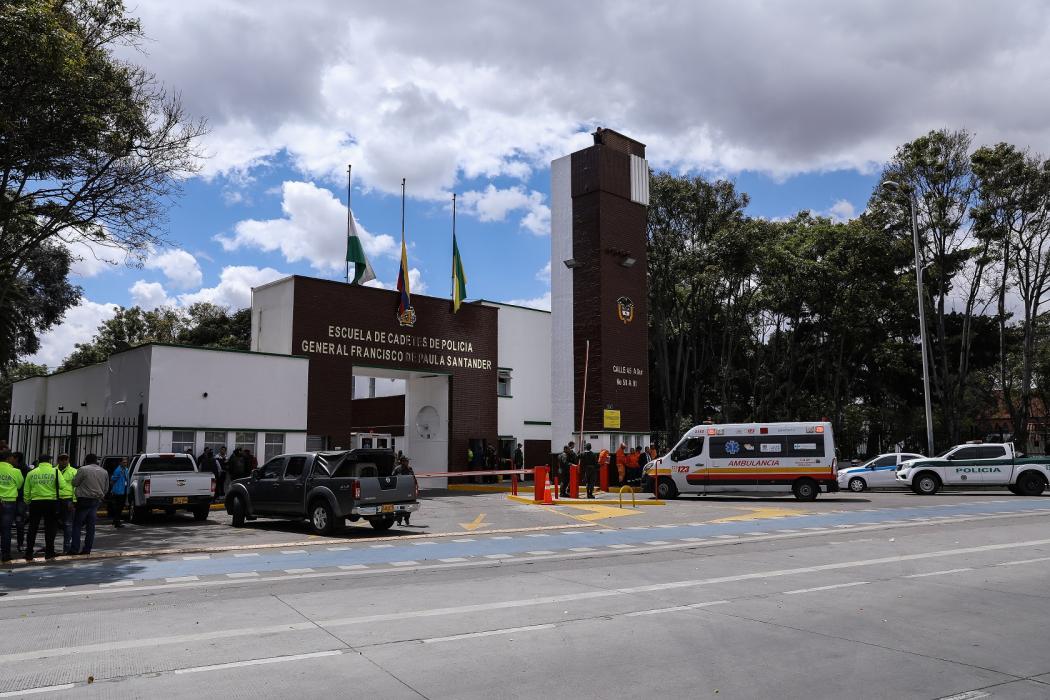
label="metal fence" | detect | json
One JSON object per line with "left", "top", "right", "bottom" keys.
{"left": 1, "top": 413, "right": 144, "bottom": 467}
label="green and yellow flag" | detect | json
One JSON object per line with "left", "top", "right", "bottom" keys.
{"left": 452, "top": 231, "right": 467, "bottom": 312}
{"left": 346, "top": 212, "right": 376, "bottom": 285}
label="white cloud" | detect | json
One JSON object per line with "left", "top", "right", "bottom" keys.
{"left": 536, "top": 261, "right": 551, "bottom": 283}
{"left": 218, "top": 181, "right": 397, "bottom": 272}
{"left": 129, "top": 280, "right": 173, "bottom": 310}
{"left": 363, "top": 267, "right": 427, "bottom": 294}
{"left": 178, "top": 265, "right": 287, "bottom": 309}
{"left": 64, "top": 238, "right": 128, "bottom": 278}
{"left": 456, "top": 185, "right": 550, "bottom": 236}
{"left": 504, "top": 291, "right": 551, "bottom": 311}
{"left": 826, "top": 199, "right": 857, "bottom": 223}
{"left": 123, "top": 2, "right": 1050, "bottom": 193}
{"left": 30, "top": 300, "right": 120, "bottom": 369}
{"left": 144, "top": 249, "right": 203, "bottom": 289}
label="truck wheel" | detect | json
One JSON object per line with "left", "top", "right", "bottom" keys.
{"left": 309, "top": 500, "right": 337, "bottom": 536}
{"left": 792, "top": 478, "right": 819, "bottom": 501}
{"left": 1015, "top": 472, "right": 1047, "bottom": 497}
{"left": 192, "top": 505, "right": 210, "bottom": 521}
{"left": 229, "top": 496, "right": 246, "bottom": 527}
{"left": 848, "top": 477, "right": 867, "bottom": 493}
{"left": 913, "top": 472, "right": 940, "bottom": 495}
{"left": 369, "top": 516, "right": 396, "bottom": 532}
{"left": 657, "top": 477, "right": 679, "bottom": 500}
{"left": 128, "top": 498, "right": 148, "bottom": 524}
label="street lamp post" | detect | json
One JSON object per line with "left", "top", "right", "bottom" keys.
{"left": 883, "top": 181, "right": 935, "bottom": 457}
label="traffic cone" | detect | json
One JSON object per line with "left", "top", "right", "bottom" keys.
{"left": 540, "top": 473, "right": 553, "bottom": 505}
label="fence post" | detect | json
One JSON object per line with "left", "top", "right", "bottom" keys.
{"left": 136, "top": 403, "right": 145, "bottom": 453}
{"left": 69, "top": 411, "right": 79, "bottom": 464}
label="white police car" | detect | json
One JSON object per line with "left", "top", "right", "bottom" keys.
{"left": 837, "top": 452, "right": 925, "bottom": 492}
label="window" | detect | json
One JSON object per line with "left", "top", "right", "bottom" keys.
{"left": 283, "top": 456, "right": 306, "bottom": 480}
{"left": 497, "top": 369, "right": 512, "bottom": 397}
{"left": 264, "top": 432, "right": 285, "bottom": 461}
{"left": 235, "top": 432, "right": 257, "bottom": 454}
{"left": 978, "top": 446, "right": 1006, "bottom": 459}
{"left": 137, "top": 455, "right": 196, "bottom": 473}
{"left": 949, "top": 447, "right": 981, "bottom": 461}
{"left": 872, "top": 456, "right": 897, "bottom": 468}
{"left": 171, "top": 431, "right": 195, "bottom": 454}
{"left": 672, "top": 437, "right": 704, "bottom": 461}
{"left": 204, "top": 431, "right": 227, "bottom": 454}
{"left": 257, "top": 457, "right": 284, "bottom": 480}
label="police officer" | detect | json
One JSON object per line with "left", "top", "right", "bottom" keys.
{"left": 580, "top": 443, "right": 598, "bottom": 499}
{"left": 0, "top": 450, "right": 25, "bottom": 563}
{"left": 24, "top": 454, "right": 59, "bottom": 561}
{"left": 55, "top": 453, "right": 77, "bottom": 554}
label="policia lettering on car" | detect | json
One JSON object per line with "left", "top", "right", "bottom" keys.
{"left": 955, "top": 467, "right": 1002, "bottom": 473}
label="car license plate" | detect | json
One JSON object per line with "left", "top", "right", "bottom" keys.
{"left": 172, "top": 497, "right": 188, "bottom": 505}
{"left": 381, "top": 504, "right": 394, "bottom": 513}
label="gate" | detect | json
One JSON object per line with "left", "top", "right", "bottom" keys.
{"left": 1, "top": 411, "right": 144, "bottom": 467}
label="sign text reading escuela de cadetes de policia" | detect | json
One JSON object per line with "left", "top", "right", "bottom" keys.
{"left": 299, "top": 324, "right": 493, "bottom": 371}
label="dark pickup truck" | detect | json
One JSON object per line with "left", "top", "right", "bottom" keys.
{"left": 224, "top": 449, "right": 420, "bottom": 535}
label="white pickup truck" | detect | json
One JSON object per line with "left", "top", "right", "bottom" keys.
{"left": 896, "top": 442, "right": 1050, "bottom": 496}
{"left": 126, "top": 453, "right": 216, "bottom": 522}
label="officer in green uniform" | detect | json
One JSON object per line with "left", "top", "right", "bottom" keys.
{"left": 0, "top": 451, "right": 24, "bottom": 563}
{"left": 55, "top": 453, "right": 77, "bottom": 554}
{"left": 24, "top": 455, "right": 59, "bottom": 561}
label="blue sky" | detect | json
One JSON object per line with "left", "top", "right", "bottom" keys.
{"left": 34, "top": 1, "right": 1050, "bottom": 367}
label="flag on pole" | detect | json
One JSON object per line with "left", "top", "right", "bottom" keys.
{"left": 451, "top": 232, "right": 467, "bottom": 313}
{"left": 345, "top": 213, "right": 376, "bottom": 285}
{"left": 395, "top": 237, "right": 415, "bottom": 326}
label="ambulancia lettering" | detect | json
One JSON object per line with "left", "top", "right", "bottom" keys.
{"left": 954, "top": 467, "right": 1002, "bottom": 473}
{"left": 726, "top": 459, "right": 781, "bottom": 467}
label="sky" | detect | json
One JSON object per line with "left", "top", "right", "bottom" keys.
{"left": 33, "top": 0, "right": 1050, "bottom": 368}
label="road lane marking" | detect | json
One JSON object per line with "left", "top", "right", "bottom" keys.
{"left": 625, "top": 600, "right": 728, "bottom": 617}
{"left": 165, "top": 576, "right": 199, "bottom": 583}
{"left": 459, "top": 513, "right": 488, "bottom": 531}
{"left": 452, "top": 539, "right": 475, "bottom": 543}
{"left": 338, "top": 565, "right": 368, "bottom": 570}
{"left": 0, "top": 682, "right": 76, "bottom": 697}
{"left": 645, "top": 541, "right": 670, "bottom": 545}
{"left": 483, "top": 554, "right": 512, "bottom": 559}
{"left": 784, "top": 581, "right": 869, "bottom": 595}
{"left": 439, "top": 558, "right": 468, "bottom": 563}
{"left": 422, "top": 624, "right": 555, "bottom": 644}
{"left": 904, "top": 568, "right": 972, "bottom": 578}
{"left": 490, "top": 536, "right": 512, "bottom": 540}
{"left": 174, "top": 650, "right": 343, "bottom": 674}
{"left": 370, "top": 544, "right": 393, "bottom": 549}
{"left": 569, "top": 547, "right": 596, "bottom": 552}
{"left": 99, "top": 580, "right": 134, "bottom": 588}
{"left": 526, "top": 550, "right": 555, "bottom": 555}
{"left": 226, "top": 572, "right": 258, "bottom": 578}
{"left": 182, "top": 555, "right": 209, "bottom": 560}
{"left": 26, "top": 587, "right": 65, "bottom": 594}
{"left": 280, "top": 550, "right": 307, "bottom": 555}
{"left": 525, "top": 533, "right": 550, "bottom": 537}
{"left": 937, "top": 692, "right": 990, "bottom": 700}
{"left": 608, "top": 544, "right": 635, "bottom": 549}
{"left": 284, "top": 568, "right": 315, "bottom": 574}
{"left": 233, "top": 553, "right": 259, "bottom": 557}
{"left": 327, "top": 547, "right": 350, "bottom": 551}
{"left": 390, "top": 561, "right": 418, "bottom": 567}
{"left": 995, "top": 556, "right": 1050, "bottom": 567}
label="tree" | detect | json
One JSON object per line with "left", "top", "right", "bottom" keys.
{"left": 972, "top": 144, "right": 1050, "bottom": 447}
{"left": 869, "top": 129, "right": 991, "bottom": 446}
{"left": 0, "top": 0, "right": 205, "bottom": 366}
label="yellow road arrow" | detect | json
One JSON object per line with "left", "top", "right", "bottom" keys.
{"left": 459, "top": 513, "right": 489, "bottom": 531}
{"left": 710, "top": 506, "right": 809, "bottom": 523}
{"left": 550, "top": 503, "right": 643, "bottom": 522}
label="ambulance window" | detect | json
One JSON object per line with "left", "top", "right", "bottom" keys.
{"left": 673, "top": 438, "right": 704, "bottom": 461}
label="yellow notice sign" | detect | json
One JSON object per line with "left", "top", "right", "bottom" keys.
{"left": 603, "top": 409, "right": 621, "bottom": 429}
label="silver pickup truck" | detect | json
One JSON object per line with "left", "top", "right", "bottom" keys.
{"left": 224, "top": 449, "right": 420, "bottom": 535}
{"left": 127, "top": 453, "right": 216, "bottom": 523}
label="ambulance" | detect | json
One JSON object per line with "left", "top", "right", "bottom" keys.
{"left": 643, "top": 422, "right": 839, "bottom": 500}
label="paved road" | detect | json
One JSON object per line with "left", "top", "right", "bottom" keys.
{"left": 0, "top": 495, "right": 1048, "bottom": 698}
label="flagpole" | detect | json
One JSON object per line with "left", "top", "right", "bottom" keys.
{"left": 345, "top": 164, "right": 352, "bottom": 284}
{"left": 451, "top": 192, "right": 457, "bottom": 303}
{"left": 401, "top": 178, "right": 406, "bottom": 244}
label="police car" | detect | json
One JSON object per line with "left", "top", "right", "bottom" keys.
{"left": 836, "top": 452, "right": 924, "bottom": 492}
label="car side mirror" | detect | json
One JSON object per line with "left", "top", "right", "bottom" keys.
{"left": 250, "top": 469, "right": 260, "bottom": 480}
{"left": 867, "top": 466, "right": 876, "bottom": 470}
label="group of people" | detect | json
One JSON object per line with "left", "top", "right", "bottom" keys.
{"left": 0, "top": 447, "right": 131, "bottom": 563}
{"left": 554, "top": 441, "right": 661, "bottom": 498}
{"left": 191, "top": 446, "right": 258, "bottom": 499}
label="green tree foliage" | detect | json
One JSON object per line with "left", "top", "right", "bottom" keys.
{"left": 60, "top": 304, "right": 250, "bottom": 371}
{"left": 0, "top": 0, "right": 204, "bottom": 369}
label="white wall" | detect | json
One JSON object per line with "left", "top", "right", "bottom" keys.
{"left": 550, "top": 154, "right": 576, "bottom": 449}
{"left": 251, "top": 276, "right": 295, "bottom": 355}
{"left": 482, "top": 302, "right": 552, "bottom": 446}
{"left": 404, "top": 374, "right": 449, "bottom": 487}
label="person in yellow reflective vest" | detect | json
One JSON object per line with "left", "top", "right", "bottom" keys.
{"left": 0, "top": 450, "right": 25, "bottom": 563}
{"left": 24, "top": 455, "right": 59, "bottom": 561}
{"left": 55, "top": 453, "right": 77, "bottom": 555}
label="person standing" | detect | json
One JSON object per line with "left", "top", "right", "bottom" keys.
{"left": 55, "top": 454, "right": 77, "bottom": 554}
{"left": 598, "top": 447, "right": 610, "bottom": 492}
{"left": 243, "top": 448, "right": 258, "bottom": 474}
{"left": 109, "top": 457, "right": 129, "bottom": 528}
{"left": 615, "top": 443, "right": 627, "bottom": 484}
{"left": 558, "top": 444, "right": 573, "bottom": 497}
{"left": 392, "top": 456, "right": 415, "bottom": 526}
{"left": 227, "top": 448, "right": 244, "bottom": 482}
{"left": 71, "top": 454, "right": 108, "bottom": 555}
{"left": 24, "top": 454, "right": 59, "bottom": 561}
{"left": 215, "top": 446, "right": 228, "bottom": 497}
{"left": 512, "top": 443, "right": 524, "bottom": 483}
{"left": 0, "top": 450, "right": 25, "bottom": 563}
{"left": 12, "top": 452, "right": 28, "bottom": 554}
{"left": 580, "top": 443, "right": 598, "bottom": 499}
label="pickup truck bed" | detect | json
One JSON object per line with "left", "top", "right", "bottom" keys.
{"left": 225, "top": 449, "right": 419, "bottom": 535}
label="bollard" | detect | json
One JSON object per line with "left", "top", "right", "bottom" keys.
{"left": 511, "top": 472, "right": 517, "bottom": 496}
{"left": 599, "top": 462, "right": 609, "bottom": 493}
{"left": 569, "top": 464, "right": 580, "bottom": 499}
{"left": 534, "top": 466, "right": 546, "bottom": 502}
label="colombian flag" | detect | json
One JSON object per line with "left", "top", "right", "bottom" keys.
{"left": 452, "top": 232, "right": 467, "bottom": 313}
{"left": 396, "top": 238, "right": 412, "bottom": 317}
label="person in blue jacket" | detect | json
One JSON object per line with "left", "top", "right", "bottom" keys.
{"left": 109, "top": 457, "right": 129, "bottom": 528}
